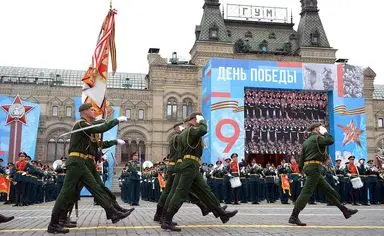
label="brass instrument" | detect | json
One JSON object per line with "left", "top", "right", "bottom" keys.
{"left": 52, "top": 160, "right": 63, "bottom": 171}
{"left": 142, "top": 161, "right": 153, "bottom": 169}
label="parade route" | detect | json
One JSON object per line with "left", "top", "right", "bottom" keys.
{"left": 1, "top": 198, "right": 383, "bottom": 235}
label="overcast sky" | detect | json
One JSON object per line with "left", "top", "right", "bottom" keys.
{"left": 0, "top": 0, "right": 382, "bottom": 83}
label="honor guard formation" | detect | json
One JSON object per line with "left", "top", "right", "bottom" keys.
{"left": 1, "top": 108, "right": 384, "bottom": 233}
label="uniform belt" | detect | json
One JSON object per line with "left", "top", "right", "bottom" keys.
{"left": 369, "top": 174, "right": 377, "bottom": 176}
{"left": 250, "top": 174, "right": 260, "bottom": 176}
{"left": 183, "top": 155, "right": 200, "bottom": 162}
{"left": 304, "top": 160, "right": 322, "bottom": 165}
{"left": 57, "top": 173, "right": 66, "bottom": 176}
{"left": 337, "top": 174, "right": 344, "bottom": 177}
{"left": 16, "top": 171, "right": 25, "bottom": 173}
{"left": 168, "top": 162, "right": 175, "bottom": 166}
{"left": 69, "top": 152, "right": 95, "bottom": 159}
{"left": 240, "top": 177, "right": 246, "bottom": 179}
{"left": 291, "top": 173, "right": 300, "bottom": 175}
{"left": 360, "top": 175, "right": 367, "bottom": 177}
{"left": 213, "top": 177, "right": 223, "bottom": 179}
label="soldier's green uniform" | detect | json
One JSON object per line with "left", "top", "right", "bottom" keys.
{"left": 127, "top": 160, "right": 141, "bottom": 205}
{"left": 162, "top": 113, "right": 237, "bottom": 231}
{"left": 47, "top": 104, "right": 132, "bottom": 234}
{"left": 154, "top": 128, "right": 210, "bottom": 223}
{"left": 289, "top": 123, "right": 358, "bottom": 226}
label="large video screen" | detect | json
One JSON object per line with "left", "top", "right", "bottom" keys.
{"left": 244, "top": 88, "right": 328, "bottom": 155}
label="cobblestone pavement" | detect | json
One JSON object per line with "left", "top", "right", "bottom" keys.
{"left": 0, "top": 198, "right": 383, "bottom": 236}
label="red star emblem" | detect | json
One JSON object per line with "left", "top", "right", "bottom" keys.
{"left": 1, "top": 95, "right": 33, "bottom": 125}
{"left": 337, "top": 120, "right": 364, "bottom": 147}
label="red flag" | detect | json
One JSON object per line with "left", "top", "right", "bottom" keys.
{"left": 81, "top": 9, "right": 117, "bottom": 118}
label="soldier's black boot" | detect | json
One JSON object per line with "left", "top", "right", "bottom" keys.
{"left": 154, "top": 205, "right": 163, "bottom": 222}
{"left": 212, "top": 205, "right": 228, "bottom": 218}
{"left": 215, "top": 206, "right": 238, "bottom": 224}
{"left": 106, "top": 206, "right": 133, "bottom": 224}
{"left": 336, "top": 203, "right": 358, "bottom": 219}
{"left": 47, "top": 212, "right": 70, "bottom": 234}
{"left": 0, "top": 214, "right": 14, "bottom": 223}
{"left": 195, "top": 201, "right": 210, "bottom": 216}
{"left": 58, "top": 212, "right": 77, "bottom": 228}
{"left": 112, "top": 201, "right": 135, "bottom": 214}
{"left": 159, "top": 211, "right": 178, "bottom": 226}
{"left": 161, "top": 210, "right": 181, "bottom": 232}
{"left": 288, "top": 207, "right": 306, "bottom": 226}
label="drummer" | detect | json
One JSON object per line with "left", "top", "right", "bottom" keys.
{"left": 345, "top": 156, "right": 360, "bottom": 205}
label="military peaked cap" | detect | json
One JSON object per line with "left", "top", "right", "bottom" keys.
{"left": 308, "top": 123, "right": 322, "bottom": 132}
{"left": 187, "top": 112, "right": 203, "bottom": 121}
{"left": 79, "top": 103, "right": 92, "bottom": 112}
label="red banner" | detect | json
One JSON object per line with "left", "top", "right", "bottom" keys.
{"left": 0, "top": 174, "right": 10, "bottom": 200}
{"left": 81, "top": 9, "right": 117, "bottom": 118}
{"left": 280, "top": 174, "right": 291, "bottom": 196}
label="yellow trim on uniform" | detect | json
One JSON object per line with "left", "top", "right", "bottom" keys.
{"left": 177, "top": 159, "right": 182, "bottom": 163}
{"left": 69, "top": 152, "right": 94, "bottom": 159}
{"left": 168, "top": 162, "right": 175, "bottom": 166}
{"left": 304, "top": 160, "right": 322, "bottom": 165}
{"left": 183, "top": 155, "right": 200, "bottom": 162}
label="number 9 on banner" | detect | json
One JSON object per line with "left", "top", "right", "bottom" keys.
{"left": 215, "top": 119, "right": 240, "bottom": 153}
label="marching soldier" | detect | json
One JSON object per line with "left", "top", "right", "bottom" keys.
{"left": 154, "top": 122, "right": 210, "bottom": 225}
{"left": 162, "top": 113, "right": 238, "bottom": 231}
{"left": 289, "top": 123, "right": 358, "bottom": 226}
{"left": 47, "top": 103, "right": 133, "bottom": 234}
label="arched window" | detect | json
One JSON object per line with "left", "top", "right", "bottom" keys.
{"left": 182, "top": 98, "right": 193, "bottom": 120}
{"left": 378, "top": 118, "right": 383, "bottom": 128}
{"left": 121, "top": 138, "right": 146, "bottom": 163}
{"left": 47, "top": 130, "right": 70, "bottom": 161}
{"left": 166, "top": 97, "right": 178, "bottom": 120}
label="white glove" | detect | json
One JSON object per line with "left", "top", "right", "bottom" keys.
{"left": 227, "top": 174, "right": 232, "bottom": 177}
{"left": 196, "top": 115, "right": 204, "bottom": 123}
{"left": 117, "top": 116, "right": 128, "bottom": 122}
{"left": 137, "top": 171, "right": 142, "bottom": 176}
{"left": 319, "top": 126, "right": 327, "bottom": 135}
{"left": 117, "top": 139, "right": 126, "bottom": 145}
{"left": 347, "top": 173, "right": 351, "bottom": 177}
{"left": 333, "top": 176, "right": 339, "bottom": 181}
